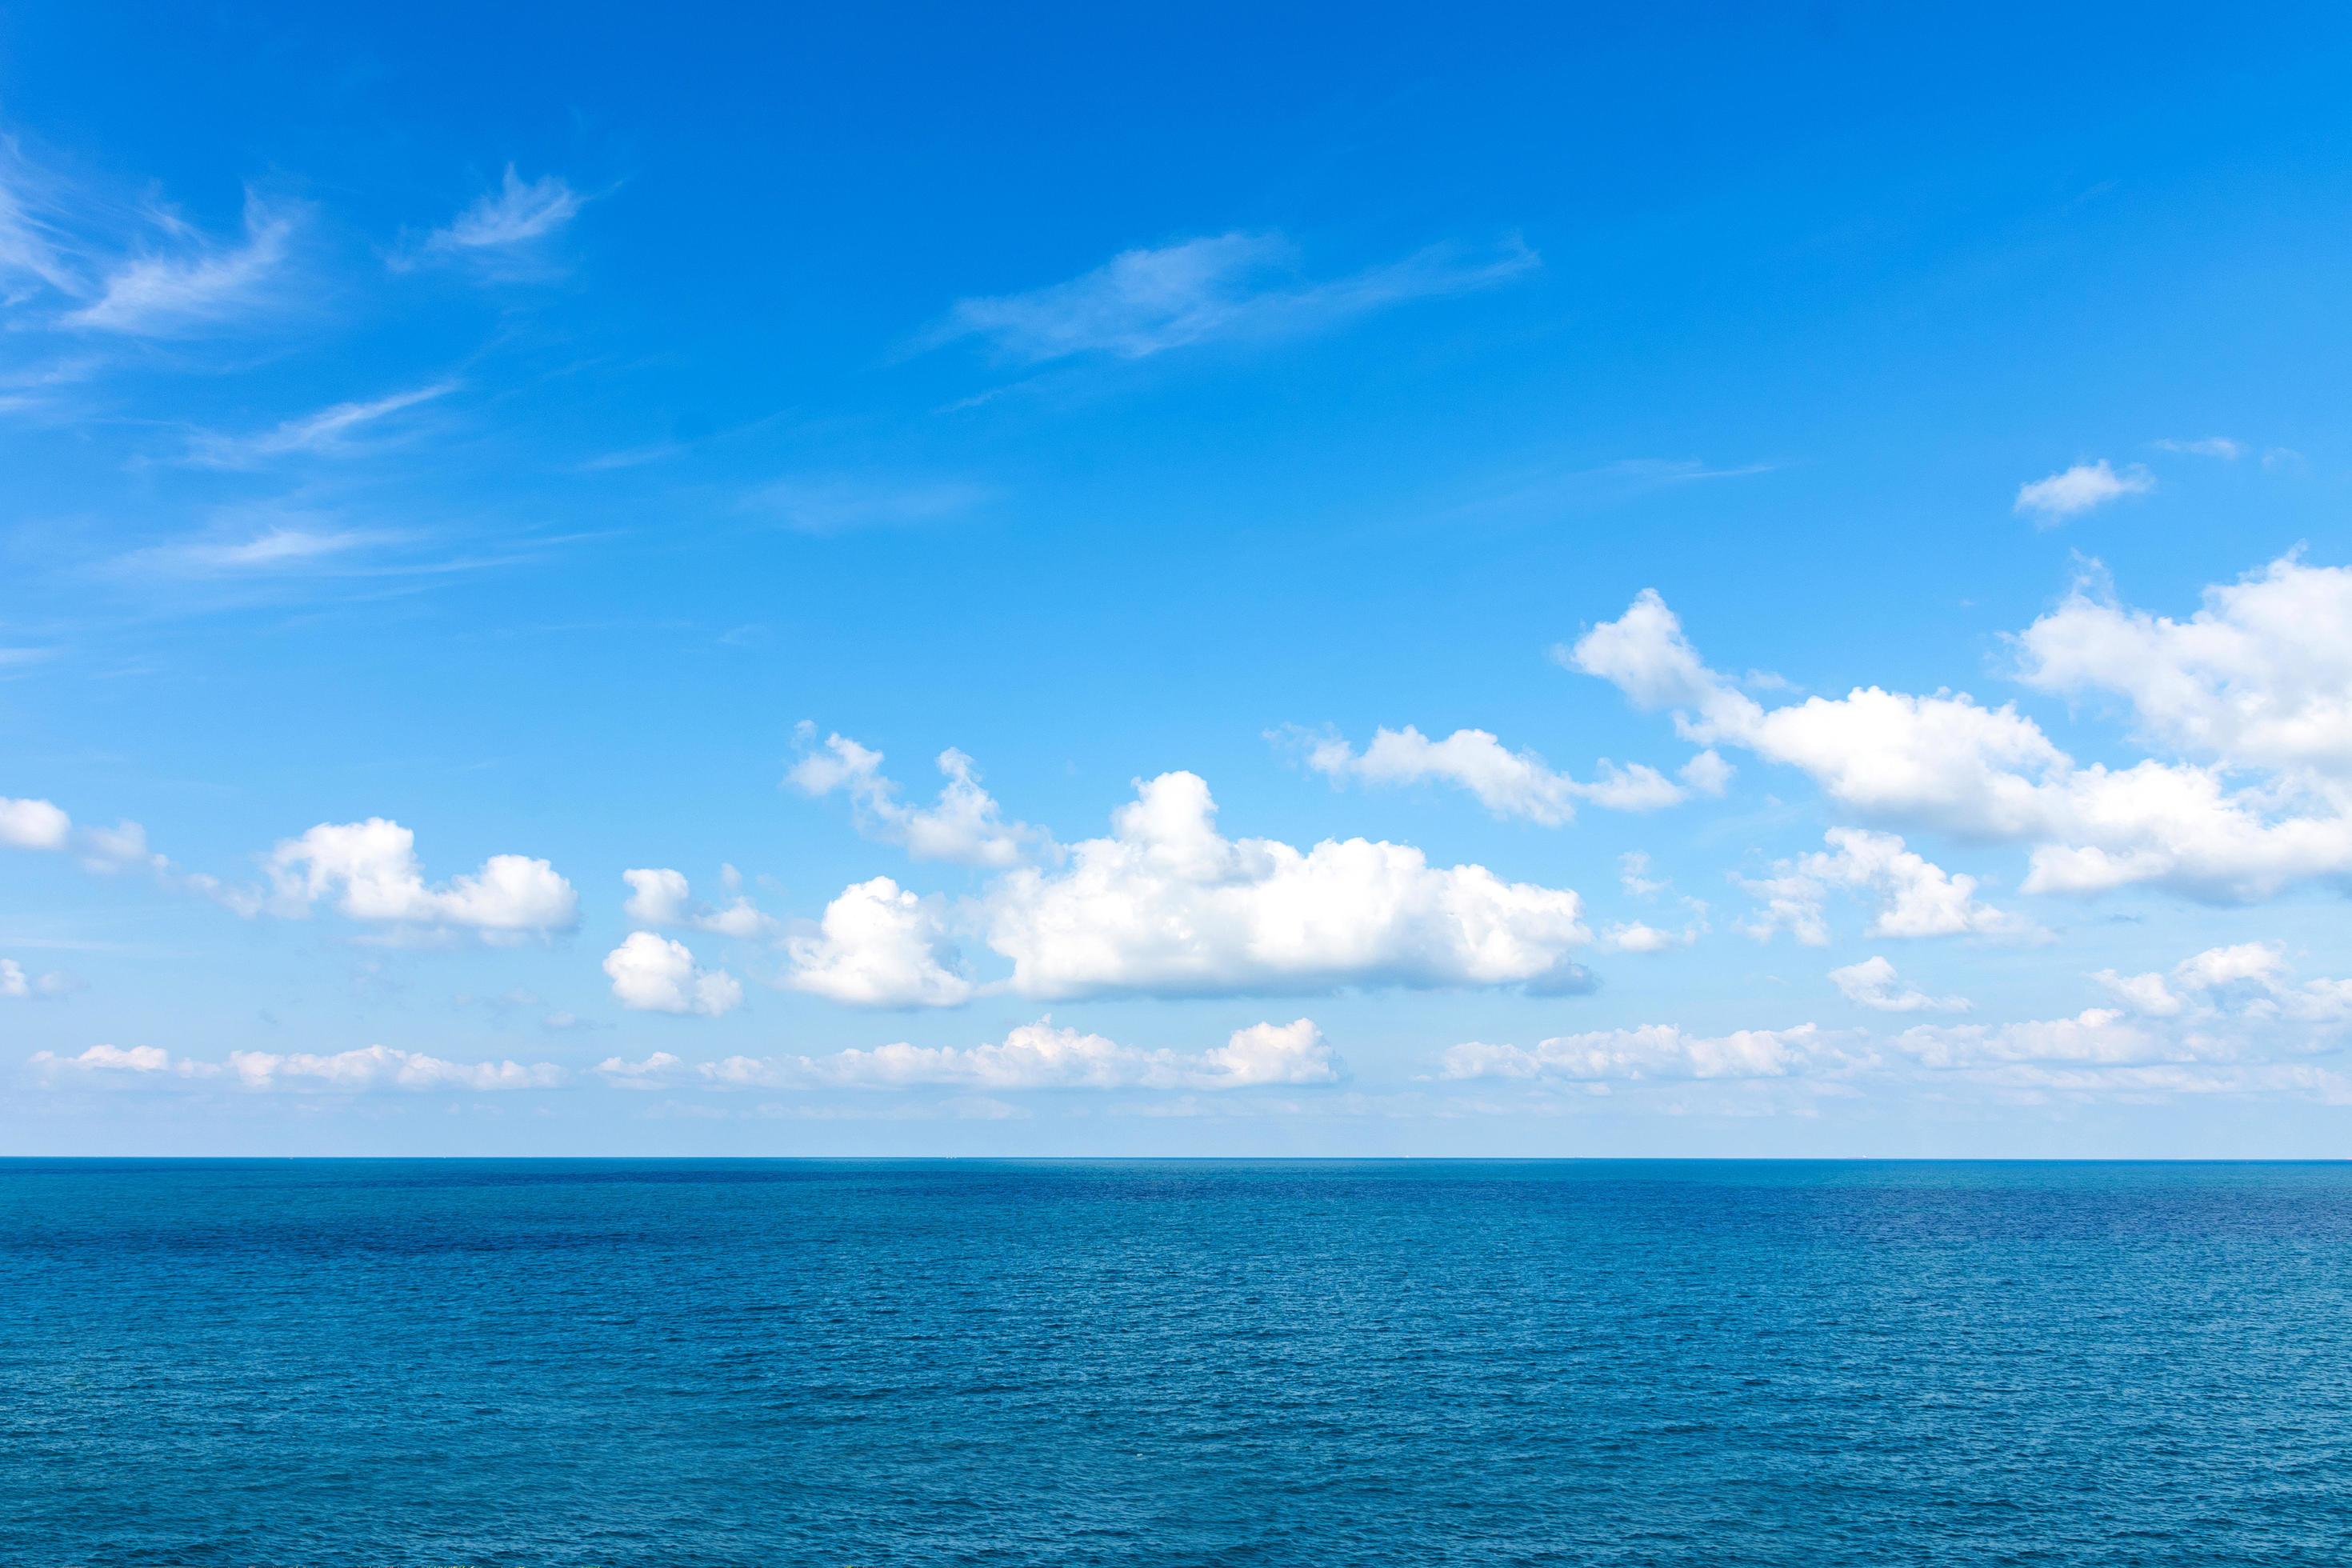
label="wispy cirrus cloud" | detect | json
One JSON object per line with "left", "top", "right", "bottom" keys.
{"left": 183, "top": 381, "right": 458, "bottom": 467}
{"left": 396, "top": 166, "right": 586, "bottom": 275}
{"left": 742, "top": 474, "right": 995, "bottom": 534}
{"left": 922, "top": 230, "right": 1538, "bottom": 363}
{"left": 65, "top": 190, "right": 299, "bottom": 335}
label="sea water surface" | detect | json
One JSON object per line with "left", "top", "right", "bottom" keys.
{"left": 3, "top": 1159, "right": 2350, "bottom": 1566}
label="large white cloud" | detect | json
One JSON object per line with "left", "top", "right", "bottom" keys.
{"left": 787, "top": 728, "right": 1049, "bottom": 866}
{"left": 784, "top": 877, "right": 976, "bottom": 1007}
{"left": 602, "top": 931, "right": 744, "bottom": 1017}
{"left": 1292, "top": 723, "right": 1722, "bottom": 823}
{"left": 1439, "top": 1022, "right": 1829, "bottom": 1082}
{"left": 262, "top": 818, "right": 578, "bottom": 938}
{"left": 1569, "top": 568, "right": 2352, "bottom": 902}
{"left": 979, "top": 771, "right": 1590, "bottom": 1002}
{"left": 608, "top": 1016, "right": 1340, "bottom": 1092}
{"left": 2014, "top": 555, "right": 2352, "bottom": 780}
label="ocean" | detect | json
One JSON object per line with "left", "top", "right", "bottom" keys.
{"left": 3, "top": 1158, "right": 2348, "bottom": 1566}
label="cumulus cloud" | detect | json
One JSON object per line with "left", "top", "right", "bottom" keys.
{"left": 258, "top": 818, "right": 578, "bottom": 938}
{"left": 1290, "top": 724, "right": 1714, "bottom": 823}
{"left": 602, "top": 931, "right": 744, "bottom": 1017}
{"left": 1741, "top": 829, "right": 2034, "bottom": 945}
{"left": 1828, "top": 955, "right": 1970, "bottom": 1014}
{"left": 1569, "top": 571, "right": 2352, "bottom": 903}
{"left": 924, "top": 230, "right": 1537, "bottom": 362}
{"left": 2013, "top": 555, "right": 2352, "bottom": 781}
{"left": 785, "top": 877, "right": 976, "bottom": 1007}
{"left": 66, "top": 192, "right": 297, "bottom": 334}
{"left": 0, "top": 958, "right": 70, "bottom": 998}
{"left": 978, "top": 770, "right": 1590, "bottom": 1002}
{"left": 2013, "top": 460, "right": 2154, "bottom": 524}
{"left": 620, "top": 867, "right": 776, "bottom": 938}
{"left": 1600, "top": 918, "right": 1702, "bottom": 953}
{"left": 787, "top": 729, "right": 1049, "bottom": 866}
{"left": 0, "top": 796, "right": 70, "bottom": 850}
{"left": 670, "top": 1017, "right": 1340, "bottom": 1092}
{"left": 1439, "top": 1022, "right": 1829, "bottom": 1082}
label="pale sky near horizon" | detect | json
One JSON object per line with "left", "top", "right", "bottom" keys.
{"left": 8, "top": 2, "right": 2352, "bottom": 1156}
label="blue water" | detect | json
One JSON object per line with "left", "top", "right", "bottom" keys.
{"left": 4, "top": 1161, "right": 2350, "bottom": 1566}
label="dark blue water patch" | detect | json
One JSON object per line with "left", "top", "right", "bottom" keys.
{"left": 3, "top": 1159, "right": 2349, "bottom": 1566}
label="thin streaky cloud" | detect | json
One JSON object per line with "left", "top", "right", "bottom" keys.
{"left": 922, "top": 230, "right": 1538, "bottom": 363}
{"left": 183, "top": 381, "right": 459, "bottom": 467}
{"left": 394, "top": 166, "right": 586, "bottom": 272}
{"left": 2153, "top": 437, "right": 2242, "bottom": 460}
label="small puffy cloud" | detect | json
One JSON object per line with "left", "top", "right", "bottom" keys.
{"left": 690, "top": 1016, "right": 1340, "bottom": 1092}
{"left": 787, "top": 728, "right": 1048, "bottom": 866}
{"left": 1828, "top": 955, "right": 1970, "bottom": 1014}
{"left": 785, "top": 877, "right": 975, "bottom": 1007}
{"left": 620, "top": 868, "right": 776, "bottom": 938}
{"left": 1742, "top": 829, "right": 2034, "bottom": 946}
{"left": 0, "top": 796, "right": 70, "bottom": 850}
{"left": 77, "top": 819, "right": 168, "bottom": 877}
{"left": 1440, "top": 1022, "right": 1828, "bottom": 1082}
{"left": 1291, "top": 724, "right": 1700, "bottom": 823}
{"left": 66, "top": 192, "right": 297, "bottom": 335}
{"left": 1619, "top": 851, "right": 1667, "bottom": 898}
{"left": 594, "top": 1051, "right": 684, "bottom": 1090}
{"left": 1600, "top": 914, "right": 1704, "bottom": 953}
{"left": 2014, "top": 460, "right": 2154, "bottom": 524}
{"left": 924, "top": 231, "right": 1537, "bottom": 363}
{"left": 261, "top": 818, "right": 578, "bottom": 938}
{"left": 602, "top": 932, "right": 744, "bottom": 1017}
{"left": 0, "top": 958, "right": 70, "bottom": 998}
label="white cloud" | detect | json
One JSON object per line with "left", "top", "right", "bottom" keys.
{"left": 186, "top": 382, "right": 456, "bottom": 467}
{"left": 684, "top": 1017, "right": 1340, "bottom": 1092}
{"left": 406, "top": 166, "right": 582, "bottom": 266}
{"left": 1570, "top": 575, "right": 2352, "bottom": 903}
{"left": 26, "top": 1042, "right": 562, "bottom": 1090}
{"left": 1619, "top": 850, "right": 1667, "bottom": 897}
{"left": 0, "top": 796, "right": 70, "bottom": 850}
{"left": 2154, "top": 437, "right": 2242, "bottom": 460}
{"left": 2013, "top": 460, "right": 2154, "bottom": 523}
{"left": 2014, "top": 555, "right": 2352, "bottom": 780}
{"left": 66, "top": 192, "right": 296, "bottom": 334}
{"left": 594, "top": 1050, "right": 683, "bottom": 1090}
{"left": 785, "top": 877, "right": 975, "bottom": 1007}
{"left": 260, "top": 818, "right": 578, "bottom": 938}
{"left": 926, "top": 231, "right": 1537, "bottom": 362}
{"left": 620, "top": 868, "right": 776, "bottom": 938}
{"left": 28, "top": 1043, "right": 182, "bottom": 1078}
{"left": 979, "top": 771, "right": 1590, "bottom": 1002}
{"left": 1293, "top": 724, "right": 1702, "bottom": 822}
{"left": 1599, "top": 920, "right": 1699, "bottom": 954}
{"left": 1740, "top": 829, "right": 2034, "bottom": 946}
{"left": 1439, "top": 1022, "right": 1828, "bottom": 1082}
{"left": 1828, "top": 955, "right": 1969, "bottom": 1014}
{"left": 224, "top": 1045, "right": 566, "bottom": 1090}
{"left": 602, "top": 931, "right": 744, "bottom": 1017}
{"left": 1899, "top": 942, "right": 2352, "bottom": 1072}
{"left": 786, "top": 728, "right": 1048, "bottom": 866}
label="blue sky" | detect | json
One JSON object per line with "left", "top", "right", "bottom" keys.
{"left": 7, "top": 2, "right": 2352, "bottom": 1155}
